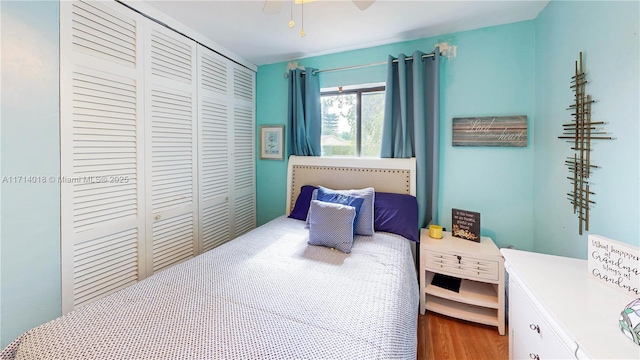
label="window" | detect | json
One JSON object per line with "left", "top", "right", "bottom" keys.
{"left": 320, "top": 85, "right": 385, "bottom": 157}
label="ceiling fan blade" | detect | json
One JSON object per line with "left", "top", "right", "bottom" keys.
{"left": 352, "top": 0, "right": 375, "bottom": 11}
{"left": 262, "top": 0, "right": 286, "bottom": 15}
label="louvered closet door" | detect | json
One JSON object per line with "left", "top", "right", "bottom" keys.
{"left": 230, "top": 65, "right": 256, "bottom": 238}
{"left": 60, "top": 0, "right": 145, "bottom": 313}
{"left": 198, "top": 47, "right": 231, "bottom": 252}
{"left": 144, "top": 21, "right": 199, "bottom": 274}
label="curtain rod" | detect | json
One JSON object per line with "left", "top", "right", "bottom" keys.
{"left": 283, "top": 53, "right": 435, "bottom": 78}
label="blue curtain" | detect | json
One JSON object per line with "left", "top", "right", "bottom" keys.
{"left": 287, "top": 68, "right": 321, "bottom": 156}
{"left": 381, "top": 50, "right": 440, "bottom": 228}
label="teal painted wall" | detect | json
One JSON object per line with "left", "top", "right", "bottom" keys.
{"left": 439, "top": 23, "right": 535, "bottom": 250}
{"left": 533, "top": 1, "right": 640, "bottom": 258}
{"left": 0, "top": 1, "right": 61, "bottom": 347}
{"left": 256, "top": 20, "right": 536, "bottom": 250}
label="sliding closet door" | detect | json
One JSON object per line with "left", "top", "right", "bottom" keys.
{"left": 197, "top": 48, "right": 256, "bottom": 249}
{"left": 144, "top": 21, "right": 199, "bottom": 274}
{"left": 231, "top": 65, "right": 256, "bottom": 237}
{"left": 197, "top": 47, "right": 231, "bottom": 252}
{"left": 60, "top": 0, "right": 145, "bottom": 313}
{"left": 61, "top": 0, "right": 256, "bottom": 312}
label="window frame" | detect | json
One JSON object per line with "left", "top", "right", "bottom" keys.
{"left": 320, "top": 85, "right": 385, "bottom": 157}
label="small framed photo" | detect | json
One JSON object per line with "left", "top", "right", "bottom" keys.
{"left": 260, "top": 125, "right": 285, "bottom": 160}
{"left": 452, "top": 208, "right": 481, "bottom": 242}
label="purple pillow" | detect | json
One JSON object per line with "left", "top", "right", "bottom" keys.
{"left": 374, "top": 192, "right": 419, "bottom": 242}
{"left": 289, "top": 185, "right": 318, "bottom": 221}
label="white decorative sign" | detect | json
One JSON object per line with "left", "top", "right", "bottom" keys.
{"left": 588, "top": 235, "right": 640, "bottom": 297}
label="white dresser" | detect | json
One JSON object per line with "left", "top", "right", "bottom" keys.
{"left": 502, "top": 249, "right": 639, "bottom": 360}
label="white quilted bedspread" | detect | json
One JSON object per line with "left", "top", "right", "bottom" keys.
{"left": 1, "top": 216, "right": 419, "bottom": 360}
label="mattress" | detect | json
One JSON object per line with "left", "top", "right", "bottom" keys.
{"left": 1, "top": 216, "right": 419, "bottom": 359}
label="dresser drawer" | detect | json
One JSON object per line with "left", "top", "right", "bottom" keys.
{"left": 425, "top": 250, "right": 499, "bottom": 281}
{"left": 509, "top": 278, "right": 575, "bottom": 359}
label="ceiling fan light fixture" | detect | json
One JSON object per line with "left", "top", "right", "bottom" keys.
{"left": 289, "top": 1, "right": 295, "bottom": 28}
{"left": 264, "top": 0, "right": 375, "bottom": 38}
{"left": 299, "top": 0, "right": 305, "bottom": 37}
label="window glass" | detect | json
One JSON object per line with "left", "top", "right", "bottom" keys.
{"left": 321, "top": 94, "right": 356, "bottom": 156}
{"left": 321, "top": 86, "right": 384, "bottom": 157}
{"left": 361, "top": 90, "right": 384, "bottom": 157}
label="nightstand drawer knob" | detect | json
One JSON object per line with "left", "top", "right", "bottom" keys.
{"left": 529, "top": 354, "right": 540, "bottom": 360}
{"left": 457, "top": 255, "right": 462, "bottom": 264}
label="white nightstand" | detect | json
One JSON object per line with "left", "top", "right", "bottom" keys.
{"left": 419, "top": 229, "right": 505, "bottom": 335}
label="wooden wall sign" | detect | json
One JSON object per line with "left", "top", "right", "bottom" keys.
{"left": 452, "top": 115, "right": 527, "bottom": 147}
{"left": 588, "top": 234, "right": 639, "bottom": 297}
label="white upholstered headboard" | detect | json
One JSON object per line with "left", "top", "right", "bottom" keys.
{"left": 286, "top": 156, "right": 417, "bottom": 214}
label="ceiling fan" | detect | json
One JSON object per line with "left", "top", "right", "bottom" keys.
{"left": 262, "top": 0, "right": 376, "bottom": 15}
{"left": 263, "top": 0, "right": 375, "bottom": 37}
{"left": 262, "top": 0, "right": 376, "bottom": 37}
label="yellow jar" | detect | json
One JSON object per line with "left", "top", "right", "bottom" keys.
{"left": 429, "top": 224, "right": 443, "bottom": 239}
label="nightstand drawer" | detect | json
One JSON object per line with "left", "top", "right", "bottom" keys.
{"left": 425, "top": 251, "right": 499, "bottom": 281}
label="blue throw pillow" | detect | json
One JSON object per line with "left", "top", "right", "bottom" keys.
{"left": 315, "top": 186, "right": 375, "bottom": 236}
{"left": 374, "top": 192, "right": 419, "bottom": 242}
{"left": 288, "top": 185, "right": 318, "bottom": 221}
{"left": 305, "top": 189, "right": 365, "bottom": 231}
{"left": 307, "top": 200, "right": 356, "bottom": 253}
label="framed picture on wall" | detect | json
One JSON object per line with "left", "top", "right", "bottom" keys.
{"left": 260, "top": 125, "right": 285, "bottom": 160}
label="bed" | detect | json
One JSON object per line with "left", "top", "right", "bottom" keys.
{"left": 1, "top": 156, "right": 419, "bottom": 359}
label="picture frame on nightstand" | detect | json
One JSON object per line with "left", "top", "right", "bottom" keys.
{"left": 451, "top": 208, "right": 481, "bottom": 242}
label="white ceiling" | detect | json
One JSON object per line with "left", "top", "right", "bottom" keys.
{"left": 142, "top": 0, "right": 549, "bottom": 66}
